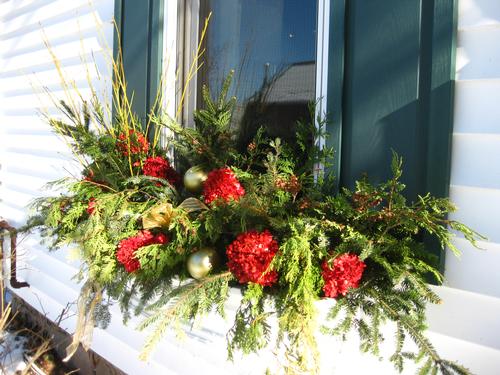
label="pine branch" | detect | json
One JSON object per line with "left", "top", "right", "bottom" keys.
{"left": 372, "top": 290, "right": 472, "bottom": 375}
{"left": 227, "top": 283, "right": 272, "bottom": 359}
{"left": 138, "top": 272, "right": 233, "bottom": 361}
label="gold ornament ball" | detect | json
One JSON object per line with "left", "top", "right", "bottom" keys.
{"left": 184, "top": 165, "right": 208, "bottom": 193}
{"left": 187, "top": 248, "right": 219, "bottom": 279}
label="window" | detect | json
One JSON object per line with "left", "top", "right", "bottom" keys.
{"left": 174, "top": 0, "right": 329, "bottom": 150}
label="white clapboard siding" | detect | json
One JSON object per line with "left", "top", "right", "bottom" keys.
{"left": 458, "top": 0, "right": 500, "bottom": 28}
{"left": 446, "top": 0, "right": 500, "bottom": 302}
{"left": 1, "top": 0, "right": 500, "bottom": 374}
{"left": 453, "top": 80, "right": 500, "bottom": 134}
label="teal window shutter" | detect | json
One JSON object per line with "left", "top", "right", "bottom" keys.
{"left": 327, "top": 0, "right": 458, "bottom": 270}
{"left": 113, "top": 0, "right": 164, "bottom": 128}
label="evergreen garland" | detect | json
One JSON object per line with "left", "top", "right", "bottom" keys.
{"left": 23, "top": 72, "right": 483, "bottom": 374}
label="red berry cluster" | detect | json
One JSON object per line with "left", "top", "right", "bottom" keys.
{"left": 322, "top": 253, "right": 366, "bottom": 298}
{"left": 86, "top": 198, "right": 96, "bottom": 215}
{"left": 203, "top": 168, "right": 245, "bottom": 204}
{"left": 116, "top": 230, "right": 169, "bottom": 273}
{"left": 275, "top": 175, "right": 301, "bottom": 196}
{"left": 117, "top": 129, "right": 149, "bottom": 156}
{"left": 226, "top": 230, "right": 279, "bottom": 286}
{"left": 143, "top": 156, "right": 180, "bottom": 186}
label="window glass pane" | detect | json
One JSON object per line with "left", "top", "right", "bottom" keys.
{"left": 199, "top": 0, "right": 318, "bottom": 148}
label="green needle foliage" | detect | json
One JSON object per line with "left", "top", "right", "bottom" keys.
{"left": 23, "top": 71, "right": 483, "bottom": 375}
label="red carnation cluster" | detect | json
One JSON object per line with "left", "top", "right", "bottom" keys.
{"left": 226, "top": 230, "right": 279, "bottom": 286}
{"left": 86, "top": 198, "right": 96, "bottom": 215}
{"left": 203, "top": 168, "right": 245, "bottom": 204}
{"left": 116, "top": 230, "right": 169, "bottom": 273}
{"left": 117, "top": 129, "right": 149, "bottom": 156}
{"left": 322, "top": 253, "right": 366, "bottom": 298}
{"left": 142, "top": 156, "right": 180, "bottom": 186}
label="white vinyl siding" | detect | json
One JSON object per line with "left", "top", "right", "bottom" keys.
{"left": 446, "top": 0, "right": 500, "bottom": 299}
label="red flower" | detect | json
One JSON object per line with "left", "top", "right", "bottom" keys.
{"left": 226, "top": 230, "right": 279, "bottom": 286}
{"left": 142, "top": 156, "right": 180, "bottom": 186}
{"left": 322, "top": 253, "right": 366, "bottom": 298}
{"left": 203, "top": 168, "right": 245, "bottom": 204}
{"left": 116, "top": 129, "right": 149, "bottom": 156}
{"left": 116, "top": 230, "right": 169, "bottom": 273}
{"left": 86, "top": 198, "right": 96, "bottom": 215}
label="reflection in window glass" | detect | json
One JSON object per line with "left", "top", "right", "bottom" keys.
{"left": 198, "top": 0, "right": 318, "bottom": 149}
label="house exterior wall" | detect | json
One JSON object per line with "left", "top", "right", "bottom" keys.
{"left": 446, "top": 0, "right": 500, "bottom": 299}
{"left": 0, "top": 1, "right": 499, "bottom": 374}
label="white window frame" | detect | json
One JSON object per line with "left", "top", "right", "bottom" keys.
{"left": 315, "top": 0, "right": 330, "bottom": 161}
